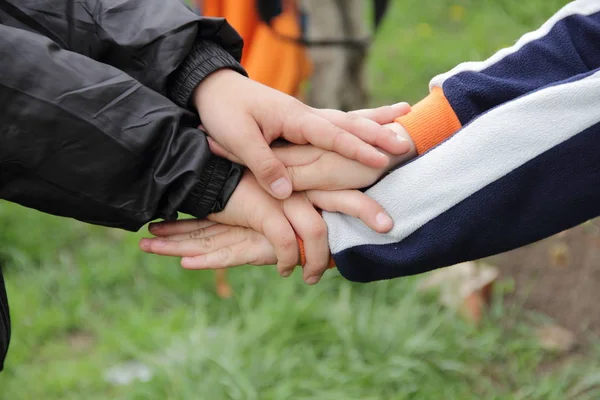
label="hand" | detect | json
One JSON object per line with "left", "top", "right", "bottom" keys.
{"left": 194, "top": 69, "right": 411, "bottom": 199}
{"left": 274, "top": 123, "right": 417, "bottom": 191}
{"left": 141, "top": 172, "right": 394, "bottom": 284}
{"left": 141, "top": 221, "right": 278, "bottom": 272}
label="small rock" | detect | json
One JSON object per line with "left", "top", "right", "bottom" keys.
{"left": 548, "top": 242, "right": 570, "bottom": 268}
{"left": 536, "top": 324, "right": 577, "bottom": 353}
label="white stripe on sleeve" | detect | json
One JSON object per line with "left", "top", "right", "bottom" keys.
{"left": 324, "top": 69, "right": 600, "bottom": 254}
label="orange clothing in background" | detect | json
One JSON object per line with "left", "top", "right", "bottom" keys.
{"left": 199, "top": 0, "right": 311, "bottom": 97}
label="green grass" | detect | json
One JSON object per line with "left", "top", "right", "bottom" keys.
{"left": 2, "top": 0, "right": 600, "bottom": 398}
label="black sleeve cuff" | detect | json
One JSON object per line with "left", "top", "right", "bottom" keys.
{"left": 178, "top": 155, "right": 244, "bottom": 218}
{"left": 168, "top": 39, "right": 247, "bottom": 111}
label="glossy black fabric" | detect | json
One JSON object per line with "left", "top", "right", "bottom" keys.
{"left": 0, "top": 1, "right": 247, "bottom": 370}
{"left": 0, "top": 0, "right": 246, "bottom": 230}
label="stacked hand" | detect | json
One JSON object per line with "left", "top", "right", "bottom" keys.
{"left": 140, "top": 69, "right": 416, "bottom": 284}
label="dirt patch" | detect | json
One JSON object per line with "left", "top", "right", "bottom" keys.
{"left": 487, "top": 218, "right": 600, "bottom": 339}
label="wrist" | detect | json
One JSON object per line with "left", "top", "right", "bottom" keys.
{"left": 193, "top": 69, "right": 246, "bottom": 115}
{"left": 179, "top": 155, "right": 243, "bottom": 219}
{"left": 168, "top": 40, "right": 246, "bottom": 111}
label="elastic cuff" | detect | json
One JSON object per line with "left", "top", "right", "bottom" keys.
{"left": 296, "top": 237, "right": 336, "bottom": 269}
{"left": 178, "top": 156, "right": 243, "bottom": 218}
{"left": 396, "top": 86, "right": 462, "bottom": 154}
{"left": 168, "top": 40, "right": 247, "bottom": 111}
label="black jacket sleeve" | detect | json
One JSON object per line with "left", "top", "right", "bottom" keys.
{"left": 0, "top": 24, "right": 243, "bottom": 231}
{"left": 0, "top": 0, "right": 247, "bottom": 110}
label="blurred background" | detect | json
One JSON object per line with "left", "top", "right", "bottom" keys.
{"left": 2, "top": 0, "right": 599, "bottom": 399}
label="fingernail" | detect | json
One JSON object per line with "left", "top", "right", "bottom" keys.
{"left": 281, "top": 270, "right": 292, "bottom": 278}
{"left": 148, "top": 222, "right": 164, "bottom": 231}
{"left": 139, "top": 238, "right": 150, "bottom": 250}
{"left": 181, "top": 257, "right": 193, "bottom": 268}
{"left": 305, "top": 276, "right": 320, "bottom": 285}
{"left": 376, "top": 212, "right": 393, "bottom": 229}
{"left": 395, "top": 132, "right": 408, "bottom": 143}
{"left": 393, "top": 102, "right": 410, "bottom": 109}
{"left": 270, "top": 177, "right": 292, "bottom": 199}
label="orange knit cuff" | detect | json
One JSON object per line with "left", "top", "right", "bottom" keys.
{"left": 296, "top": 237, "right": 336, "bottom": 269}
{"left": 396, "top": 86, "right": 462, "bottom": 155}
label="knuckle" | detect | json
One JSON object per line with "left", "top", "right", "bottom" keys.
{"left": 257, "top": 157, "right": 284, "bottom": 181}
{"left": 286, "top": 166, "right": 302, "bottom": 187}
{"left": 247, "top": 230, "right": 263, "bottom": 245}
{"left": 200, "top": 236, "right": 214, "bottom": 250}
{"left": 310, "top": 221, "right": 328, "bottom": 239}
{"left": 345, "top": 111, "right": 361, "bottom": 123}
{"left": 276, "top": 236, "right": 297, "bottom": 263}
{"left": 217, "top": 247, "right": 232, "bottom": 263}
{"left": 330, "top": 130, "right": 344, "bottom": 150}
{"left": 279, "top": 236, "right": 297, "bottom": 252}
{"left": 188, "top": 228, "right": 205, "bottom": 239}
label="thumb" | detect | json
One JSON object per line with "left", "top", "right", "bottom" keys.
{"left": 226, "top": 123, "right": 293, "bottom": 200}
{"left": 250, "top": 145, "right": 293, "bottom": 199}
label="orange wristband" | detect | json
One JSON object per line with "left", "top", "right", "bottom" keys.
{"left": 296, "top": 236, "right": 336, "bottom": 269}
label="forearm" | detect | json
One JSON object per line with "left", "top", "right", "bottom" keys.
{"left": 324, "top": 70, "right": 600, "bottom": 282}
{"left": 0, "top": 25, "right": 242, "bottom": 231}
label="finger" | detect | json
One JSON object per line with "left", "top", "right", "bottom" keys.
{"left": 148, "top": 219, "right": 215, "bottom": 237}
{"left": 215, "top": 116, "right": 292, "bottom": 199}
{"left": 286, "top": 163, "right": 336, "bottom": 191}
{"left": 261, "top": 214, "right": 299, "bottom": 273}
{"left": 271, "top": 145, "right": 323, "bottom": 167}
{"left": 307, "top": 190, "right": 394, "bottom": 233}
{"left": 283, "top": 194, "right": 330, "bottom": 285}
{"left": 207, "top": 137, "right": 244, "bottom": 164}
{"left": 139, "top": 228, "right": 244, "bottom": 257}
{"left": 181, "top": 237, "right": 277, "bottom": 269}
{"left": 286, "top": 162, "right": 379, "bottom": 192}
{"left": 271, "top": 146, "right": 346, "bottom": 191}
{"left": 284, "top": 110, "right": 390, "bottom": 169}
{"left": 163, "top": 223, "right": 232, "bottom": 242}
{"left": 314, "top": 108, "right": 411, "bottom": 156}
{"left": 348, "top": 102, "right": 411, "bottom": 124}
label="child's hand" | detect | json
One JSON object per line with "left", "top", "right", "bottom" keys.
{"left": 141, "top": 171, "right": 393, "bottom": 284}
{"left": 208, "top": 122, "right": 415, "bottom": 191}
{"left": 194, "top": 69, "right": 411, "bottom": 199}
{"left": 142, "top": 221, "right": 278, "bottom": 272}
{"left": 276, "top": 122, "right": 416, "bottom": 191}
